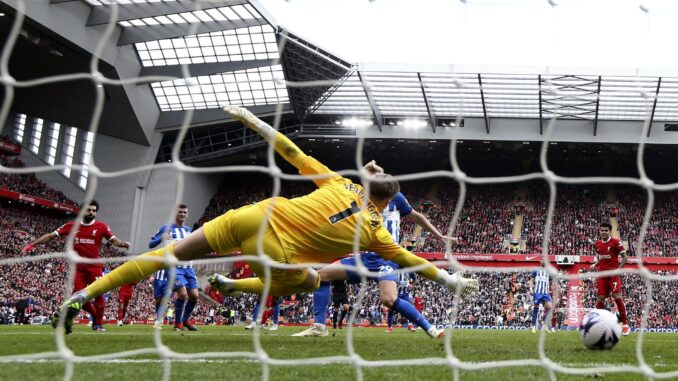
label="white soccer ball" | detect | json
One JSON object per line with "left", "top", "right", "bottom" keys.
{"left": 579, "top": 309, "right": 622, "bottom": 350}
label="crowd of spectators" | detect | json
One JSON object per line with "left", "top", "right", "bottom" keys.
{"left": 0, "top": 154, "right": 78, "bottom": 206}
{"left": 523, "top": 185, "right": 609, "bottom": 255}
{"left": 616, "top": 190, "right": 678, "bottom": 258}
{"left": 0, "top": 205, "right": 71, "bottom": 324}
{"left": 417, "top": 183, "right": 514, "bottom": 254}
{"left": 2, "top": 169, "right": 678, "bottom": 329}
{"left": 578, "top": 269, "right": 678, "bottom": 328}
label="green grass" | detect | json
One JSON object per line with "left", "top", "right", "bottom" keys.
{"left": 0, "top": 325, "right": 676, "bottom": 381}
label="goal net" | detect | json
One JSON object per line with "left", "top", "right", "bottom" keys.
{"left": 0, "top": 1, "right": 677, "bottom": 381}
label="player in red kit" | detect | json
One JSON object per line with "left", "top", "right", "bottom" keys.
{"left": 414, "top": 295, "right": 424, "bottom": 312}
{"left": 117, "top": 283, "right": 135, "bottom": 326}
{"left": 22, "top": 200, "right": 131, "bottom": 333}
{"left": 591, "top": 222, "right": 630, "bottom": 336}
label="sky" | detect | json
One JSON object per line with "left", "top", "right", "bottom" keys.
{"left": 257, "top": 0, "right": 678, "bottom": 73}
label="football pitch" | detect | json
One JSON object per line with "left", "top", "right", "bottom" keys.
{"left": 0, "top": 325, "right": 676, "bottom": 381}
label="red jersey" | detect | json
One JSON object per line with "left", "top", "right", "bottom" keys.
{"left": 593, "top": 237, "right": 626, "bottom": 271}
{"left": 55, "top": 220, "right": 114, "bottom": 265}
{"left": 119, "top": 283, "right": 135, "bottom": 297}
{"left": 414, "top": 297, "right": 424, "bottom": 311}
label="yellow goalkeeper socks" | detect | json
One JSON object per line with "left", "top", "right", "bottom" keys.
{"left": 231, "top": 274, "right": 321, "bottom": 296}
{"left": 82, "top": 246, "right": 171, "bottom": 299}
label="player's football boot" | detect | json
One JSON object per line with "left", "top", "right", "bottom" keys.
{"left": 531, "top": 326, "right": 537, "bottom": 333}
{"left": 174, "top": 322, "right": 184, "bottom": 331}
{"left": 426, "top": 327, "right": 445, "bottom": 339}
{"left": 93, "top": 324, "right": 106, "bottom": 332}
{"left": 183, "top": 323, "right": 198, "bottom": 331}
{"left": 408, "top": 325, "right": 417, "bottom": 332}
{"left": 622, "top": 324, "right": 631, "bottom": 336}
{"left": 245, "top": 321, "right": 257, "bottom": 330}
{"left": 208, "top": 274, "right": 243, "bottom": 297}
{"left": 448, "top": 272, "right": 479, "bottom": 299}
{"left": 117, "top": 320, "right": 123, "bottom": 327}
{"left": 385, "top": 327, "right": 393, "bottom": 332}
{"left": 153, "top": 321, "right": 163, "bottom": 330}
{"left": 266, "top": 324, "right": 279, "bottom": 331}
{"left": 550, "top": 327, "right": 556, "bottom": 333}
{"left": 291, "top": 324, "right": 328, "bottom": 337}
{"left": 51, "top": 295, "right": 86, "bottom": 334}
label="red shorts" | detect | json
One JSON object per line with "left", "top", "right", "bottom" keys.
{"left": 73, "top": 266, "right": 103, "bottom": 292}
{"left": 596, "top": 275, "right": 622, "bottom": 297}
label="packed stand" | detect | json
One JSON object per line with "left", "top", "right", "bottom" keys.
{"left": 417, "top": 183, "right": 514, "bottom": 254}
{"left": 0, "top": 205, "right": 71, "bottom": 324}
{"left": 523, "top": 185, "right": 609, "bottom": 255}
{"left": 0, "top": 153, "right": 78, "bottom": 206}
{"left": 616, "top": 190, "right": 678, "bottom": 257}
{"left": 578, "top": 269, "right": 678, "bottom": 328}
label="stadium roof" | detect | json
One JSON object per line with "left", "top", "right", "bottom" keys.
{"left": 2, "top": 0, "right": 678, "bottom": 150}
{"left": 69, "top": 1, "right": 678, "bottom": 125}
{"left": 310, "top": 69, "right": 678, "bottom": 123}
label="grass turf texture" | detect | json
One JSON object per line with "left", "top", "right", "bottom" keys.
{"left": 0, "top": 325, "right": 676, "bottom": 381}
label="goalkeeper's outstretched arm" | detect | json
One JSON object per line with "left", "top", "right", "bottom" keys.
{"left": 224, "top": 105, "right": 308, "bottom": 170}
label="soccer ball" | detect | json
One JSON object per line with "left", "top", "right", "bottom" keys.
{"left": 579, "top": 309, "right": 622, "bottom": 350}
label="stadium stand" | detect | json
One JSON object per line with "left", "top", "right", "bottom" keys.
{"left": 1, "top": 167, "right": 677, "bottom": 329}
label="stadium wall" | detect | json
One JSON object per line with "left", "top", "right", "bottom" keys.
{"left": 134, "top": 166, "right": 221, "bottom": 249}
{"left": 89, "top": 133, "right": 156, "bottom": 250}
{"left": 90, "top": 132, "right": 220, "bottom": 253}
{"left": 17, "top": 141, "right": 85, "bottom": 203}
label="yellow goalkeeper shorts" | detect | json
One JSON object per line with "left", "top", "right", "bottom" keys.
{"left": 202, "top": 198, "right": 309, "bottom": 287}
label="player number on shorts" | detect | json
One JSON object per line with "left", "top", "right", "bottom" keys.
{"left": 612, "top": 282, "right": 618, "bottom": 290}
{"left": 329, "top": 201, "right": 360, "bottom": 224}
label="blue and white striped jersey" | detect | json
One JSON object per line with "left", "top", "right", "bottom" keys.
{"left": 150, "top": 223, "right": 192, "bottom": 276}
{"left": 531, "top": 269, "right": 550, "bottom": 295}
{"left": 383, "top": 192, "right": 414, "bottom": 292}
{"left": 381, "top": 192, "right": 413, "bottom": 245}
{"left": 396, "top": 272, "right": 416, "bottom": 295}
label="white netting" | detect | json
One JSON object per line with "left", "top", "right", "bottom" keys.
{"left": 1, "top": 1, "right": 677, "bottom": 381}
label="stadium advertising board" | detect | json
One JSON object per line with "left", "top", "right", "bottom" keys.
{"left": 0, "top": 188, "right": 79, "bottom": 213}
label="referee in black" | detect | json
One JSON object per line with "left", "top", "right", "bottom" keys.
{"left": 331, "top": 281, "right": 350, "bottom": 329}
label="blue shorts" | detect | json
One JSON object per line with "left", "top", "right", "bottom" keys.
{"left": 153, "top": 279, "right": 172, "bottom": 298}
{"left": 398, "top": 292, "right": 413, "bottom": 303}
{"left": 153, "top": 268, "right": 198, "bottom": 298}
{"left": 533, "top": 293, "right": 552, "bottom": 304}
{"left": 339, "top": 253, "right": 398, "bottom": 283}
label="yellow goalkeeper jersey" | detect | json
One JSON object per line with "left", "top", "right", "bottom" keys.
{"left": 265, "top": 156, "right": 406, "bottom": 264}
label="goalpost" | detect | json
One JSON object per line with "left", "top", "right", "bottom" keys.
{"left": 0, "top": 1, "right": 677, "bottom": 381}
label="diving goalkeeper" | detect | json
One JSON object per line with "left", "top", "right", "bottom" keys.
{"left": 53, "top": 106, "right": 478, "bottom": 333}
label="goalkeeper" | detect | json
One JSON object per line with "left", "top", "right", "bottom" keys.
{"left": 54, "top": 106, "right": 478, "bottom": 332}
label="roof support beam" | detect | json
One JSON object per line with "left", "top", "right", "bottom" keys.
{"left": 538, "top": 75, "right": 543, "bottom": 135}
{"left": 357, "top": 71, "right": 383, "bottom": 132}
{"left": 156, "top": 104, "right": 291, "bottom": 129}
{"left": 477, "top": 74, "right": 490, "bottom": 134}
{"left": 646, "top": 77, "right": 662, "bottom": 138}
{"left": 417, "top": 73, "right": 437, "bottom": 133}
{"left": 139, "top": 59, "right": 278, "bottom": 78}
{"left": 593, "top": 76, "right": 602, "bottom": 136}
{"left": 87, "top": 0, "right": 249, "bottom": 26}
{"left": 118, "top": 18, "right": 268, "bottom": 45}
